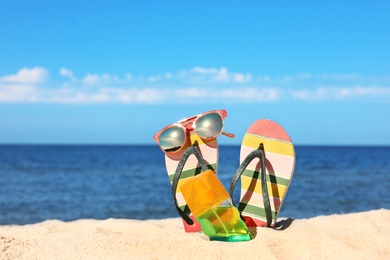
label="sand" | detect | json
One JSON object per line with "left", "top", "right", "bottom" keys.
{"left": 1, "top": 209, "right": 389, "bottom": 259}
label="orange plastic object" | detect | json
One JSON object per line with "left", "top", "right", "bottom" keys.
{"left": 180, "top": 170, "right": 229, "bottom": 218}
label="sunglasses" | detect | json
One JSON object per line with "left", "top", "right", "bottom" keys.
{"left": 153, "top": 109, "right": 235, "bottom": 153}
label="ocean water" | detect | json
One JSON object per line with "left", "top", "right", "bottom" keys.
{"left": 0, "top": 145, "right": 389, "bottom": 225}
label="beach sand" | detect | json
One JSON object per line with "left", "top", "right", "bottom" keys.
{"left": 1, "top": 209, "right": 389, "bottom": 259}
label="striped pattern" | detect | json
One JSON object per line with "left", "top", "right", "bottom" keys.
{"left": 239, "top": 119, "right": 295, "bottom": 227}
{"left": 164, "top": 132, "right": 219, "bottom": 232}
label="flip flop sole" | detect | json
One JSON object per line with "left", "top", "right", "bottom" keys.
{"left": 238, "top": 119, "right": 295, "bottom": 227}
{"left": 165, "top": 132, "right": 219, "bottom": 232}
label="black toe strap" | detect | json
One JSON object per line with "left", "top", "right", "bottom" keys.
{"left": 171, "top": 142, "right": 209, "bottom": 225}
{"left": 229, "top": 144, "right": 272, "bottom": 227}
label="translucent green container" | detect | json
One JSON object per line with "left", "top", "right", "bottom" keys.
{"left": 180, "top": 170, "right": 252, "bottom": 242}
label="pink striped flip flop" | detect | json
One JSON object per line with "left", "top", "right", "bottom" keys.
{"left": 165, "top": 134, "right": 219, "bottom": 232}
{"left": 230, "top": 119, "right": 295, "bottom": 228}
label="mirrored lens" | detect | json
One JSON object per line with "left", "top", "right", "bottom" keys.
{"left": 159, "top": 126, "right": 186, "bottom": 152}
{"left": 195, "top": 113, "right": 223, "bottom": 139}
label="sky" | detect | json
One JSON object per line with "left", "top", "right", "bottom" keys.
{"left": 0, "top": 1, "right": 389, "bottom": 145}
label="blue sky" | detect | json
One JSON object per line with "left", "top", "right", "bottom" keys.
{"left": 0, "top": 1, "right": 389, "bottom": 145}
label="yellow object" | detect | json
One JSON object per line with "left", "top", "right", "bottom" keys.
{"left": 180, "top": 169, "right": 252, "bottom": 242}
{"left": 180, "top": 169, "right": 229, "bottom": 218}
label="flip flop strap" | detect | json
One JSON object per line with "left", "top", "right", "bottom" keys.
{"left": 171, "top": 143, "right": 209, "bottom": 225}
{"left": 229, "top": 146, "right": 272, "bottom": 227}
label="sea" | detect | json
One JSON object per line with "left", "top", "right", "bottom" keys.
{"left": 0, "top": 145, "right": 389, "bottom": 225}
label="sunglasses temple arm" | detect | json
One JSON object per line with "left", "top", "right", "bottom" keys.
{"left": 221, "top": 131, "right": 235, "bottom": 138}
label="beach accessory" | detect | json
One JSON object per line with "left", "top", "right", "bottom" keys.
{"left": 229, "top": 119, "right": 295, "bottom": 227}
{"left": 171, "top": 141, "right": 209, "bottom": 226}
{"left": 153, "top": 110, "right": 234, "bottom": 232}
{"left": 180, "top": 169, "right": 252, "bottom": 242}
{"left": 153, "top": 110, "right": 234, "bottom": 154}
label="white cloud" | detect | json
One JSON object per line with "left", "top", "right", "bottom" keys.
{"left": 354, "top": 86, "right": 390, "bottom": 96}
{"left": 148, "top": 72, "right": 172, "bottom": 82}
{"left": 291, "top": 89, "right": 310, "bottom": 100}
{"left": 0, "top": 67, "right": 48, "bottom": 84}
{"left": 0, "top": 67, "right": 47, "bottom": 103}
{"left": 292, "top": 86, "right": 390, "bottom": 101}
{"left": 319, "top": 73, "right": 360, "bottom": 80}
{"left": 81, "top": 73, "right": 131, "bottom": 86}
{"left": 130, "top": 87, "right": 279, "bottom": 104}
{"left": 60, "top": 68, "right": 76, "bottom": 81}
{"left": 41, "top": 87, "right": 169, "bottom": 104}
{"left": 82, "top": 74, "right": 101, "bottom": 85}
{"left": 0, "top": 84, "right": 37, "bottom": 102}
{"left": 216, "top": 87, "right": 279, "bottom": 102}
{"left": 0, "top": 67, "right": 389, "bottom": 104}
{"left": 256, "top": 75, "right": 271, "bottom": 82}
{"left": 182, "top": 67, "right": 252, "bottom": 83}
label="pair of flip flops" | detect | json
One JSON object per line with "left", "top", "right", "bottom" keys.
{"left": 163, "top": 119, "right": 295, "bottom": 232}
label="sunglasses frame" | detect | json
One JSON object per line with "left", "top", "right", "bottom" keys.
{"left": 153, "top": 109, "right": 234, "bottom": 154}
